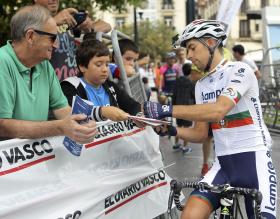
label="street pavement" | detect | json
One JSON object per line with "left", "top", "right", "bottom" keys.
{"left": 160, "top": 131, "right": 280, "bottom": 218}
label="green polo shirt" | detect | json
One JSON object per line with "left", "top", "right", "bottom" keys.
{"left": 0, "top": 41, "right": 68, "bottom": 121}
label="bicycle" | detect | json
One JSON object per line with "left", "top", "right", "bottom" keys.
{"left": 167, "top": 179, "right": 263, "bottom": 219}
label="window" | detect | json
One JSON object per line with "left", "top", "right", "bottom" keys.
{"left": 115, "top": 17, "right": 125, "bottom": 28}
{"left": 162, "top": 0, "right": 174, "bottom": 9}
{"left": 256, "top": 23, "right": 259, "bottom": 32}
{"left": 164, "top": 16, "right": 173, "bottom": 27}
{"left": 239, "top": 20, "right": 250, "bottom": 37}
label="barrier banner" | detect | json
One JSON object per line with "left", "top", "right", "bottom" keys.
{"left": 216, "top": 0, "right": 243, "bottom": 44}
{"left": 0, "top": 120, "right": 171, "bottom": 219}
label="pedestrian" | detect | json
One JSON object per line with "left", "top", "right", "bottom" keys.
{"left": 34, "top": 0, "right": 111, "bottom": 81}
{"left": 232, "top": 44, "right": 261, "bottom": 80}
{"left": 172, "top": 63, "right": 194, "bottom": 155}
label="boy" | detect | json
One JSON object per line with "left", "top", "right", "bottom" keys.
{"left": 109, "top": 38, "right": 139, "bottom": 79}
{"left": 61, "top": 39, "right": 141, "bottom": 116}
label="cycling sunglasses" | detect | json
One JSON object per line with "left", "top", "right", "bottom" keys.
{"left": 33, "top": 29, "right": 58, "bottom": 43}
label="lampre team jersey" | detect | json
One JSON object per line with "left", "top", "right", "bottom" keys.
{"left": 195, "top": 59, "right": 272, "bottom": 156}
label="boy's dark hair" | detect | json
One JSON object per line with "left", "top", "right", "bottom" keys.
{"left": 142, "top": 77, "right": 148, "bottom": 84}
{"left": 111, "top": 38, "right": 139, "bottom": 62}
{"left": 232, "top": 44, "right": 245, "bottom": 55}
{"left": 83, "top": 31, "right": 97, "bottom": 41}
{"left": 119, "top": 38, "right": 139, "bottom": 55}
{"left": 182, "top": 63, "right": 192, "bottom": 77}
{"left": 76, "top": 39, "right": 110, "bottom": 77}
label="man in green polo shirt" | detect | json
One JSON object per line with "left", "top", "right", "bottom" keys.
{"left": 0, "top": 5, "right": 128, "bottom": 142}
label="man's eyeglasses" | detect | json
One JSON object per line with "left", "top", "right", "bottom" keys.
{"left": 33, "top": 29, "right": 58, "bottom": 43}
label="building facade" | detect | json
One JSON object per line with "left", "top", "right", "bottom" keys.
{"left": 95, "top": 0, "right": 187, "bottom": 34}
{"left": 197, "top": 0, "right": 280, "bottom": 56}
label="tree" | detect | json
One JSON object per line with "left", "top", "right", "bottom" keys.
{"left": 0, "top": 0, "right": 143, "bottom": 45}
{"left": 120, "top": 21, "right": 177, "bottom": 61}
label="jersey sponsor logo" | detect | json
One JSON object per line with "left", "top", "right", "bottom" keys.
{"left": 238, "top": 68, "right": 245, "bottom": 73}
{"left": 219, "top": 72, "right": 224, "bottom": 80}
{"left": 57, "top": 210, "right": 82, "bottom": 219}
{"left": 265, "top": 152, "right": 277, "bottom": 213}
{"left": 201, "top": 88, "right": 224, "bottom": 101}
{"left": 251, "top": 97, "right": 267, "bottom": 146}
{"left": 162, "top": 105, "right": 170, "bottom": 112}
{"left": 234, "top": 68, "right": 245, "bottom": 77}
{"left": 230, "top": 79, "right": 241, "bottom": 83}
{"left": 221, "top": 87, "right": 241, "bottom": 104}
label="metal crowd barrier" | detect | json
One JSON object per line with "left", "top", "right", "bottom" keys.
{"left": 95, "top": 30, "right": 147, "bottom": 103}
{"left": 96, "top": 30, "right": 173, "bottom": 219}
{"left": 259, "top": 47, "right": 280, "bottom": 131}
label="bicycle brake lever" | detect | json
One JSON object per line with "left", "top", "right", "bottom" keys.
{"left": 167, "top": 189, "right": 174, "bottom": 215}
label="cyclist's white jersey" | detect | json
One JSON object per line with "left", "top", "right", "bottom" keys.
{"left": 195, "top": 59, "right": 272, "bottom": 156}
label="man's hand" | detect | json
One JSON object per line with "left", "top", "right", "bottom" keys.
{"left": 60, "top": 114, "right": 97, "bottom": 144}
{"left": 153, "top": 125, "right": 177, "bottom": 136}
{"left": 143, "top": 101, "right": 173, "bottom": 120}
{"left": 92, "top": 19, "right": 111, "bottom": 33}
{"left": 101, "top": 106, "right": 129, "bottom": 121}
{"left": 53, "top": 8, "right": 78, "bottom": 27}
{"left": 78, "top": 17, "right": 93, "bottom": 33}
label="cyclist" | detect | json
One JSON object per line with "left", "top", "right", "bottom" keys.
{"left": 143, "top": 19, "right": 277, "bottom": 219}
{"left": 159, "top": 52, "right": 179, "bottom": 95}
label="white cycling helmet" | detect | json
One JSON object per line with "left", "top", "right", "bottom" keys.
{"left": 173, "top": 19, "right": 227, "bottom": 48}
{"left": 172, "top": 19, "right": 227, "bottom": 72}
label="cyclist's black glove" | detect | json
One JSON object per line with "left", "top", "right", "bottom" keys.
{"left": 144, "top": 101, "right": 173, "bottom": 120}
{"left": 153, "top": 125, "right": 177, "bottom": 136}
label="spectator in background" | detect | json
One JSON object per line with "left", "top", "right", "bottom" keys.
{"left": 173, "top": 47, "right": 192, "bottom": 76}
{"left": 0, "top": 5, "right": 99, "bottom": 142}
{"left": 142, "top": 77, "right": 151, "bottom": 100}
{"left": 34, "top": 0, "right": 111, "bottom": 81}
{"left": 154, "top": 61, "right": 162, "bottom": 92}
{"left": 190, "top": 64, "right": 213, "bottom": 176}
{"left": 109, "top": 38, "right": 139, "bottom": 79}
{"left": 232, "top": 44, "right": 261, "bottom": 80}
{"left": 159, "top": 52, "right": 179, "bottom": 95}
{"left": 61, "top": 39, "right": 142, "bottom": 116}
{"left": 172, "top": 63, "right": 194, "bottom": 155}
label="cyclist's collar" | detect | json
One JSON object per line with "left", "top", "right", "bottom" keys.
{"left": 200, "top": 59, "right": 227, "bottom": 80}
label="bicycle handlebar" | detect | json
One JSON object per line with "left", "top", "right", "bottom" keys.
{"left": 168, "top": 179, "right": 263, "bottom": 218}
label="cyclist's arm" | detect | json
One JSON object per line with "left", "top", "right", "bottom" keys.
{"left": 177, "top": 121, "right": 209, "bottom": 143}
{"left": 172, "top": 96, "right": 235, "bottom": 122}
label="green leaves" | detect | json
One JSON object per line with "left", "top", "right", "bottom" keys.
{"left": 0, "top": 0, "right": 144, "bottom": 46}
{"left": 120, "top": 21, "right": 177, "bottom": 60}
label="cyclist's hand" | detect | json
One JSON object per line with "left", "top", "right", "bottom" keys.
{"left": 153, "top": 125, "right": 177, "bottom": 136}
{"left": 143, "top": 101, "right": 173, "bottom": 119}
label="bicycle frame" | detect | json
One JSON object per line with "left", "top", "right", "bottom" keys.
{"left": 167, "top": 180, "right": 263, "bottom": 219}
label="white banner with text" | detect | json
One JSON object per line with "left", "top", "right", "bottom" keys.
{"left": 0, "top": 120, "right": 171, "bottom": 219}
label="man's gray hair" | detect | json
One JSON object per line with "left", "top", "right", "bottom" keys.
{"left": 11, "top": 5, "right": 52, "bottom": 41}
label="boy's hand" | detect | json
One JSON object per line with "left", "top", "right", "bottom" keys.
{"left": 101, "top": 106, "right": 129, "bottom": 121}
